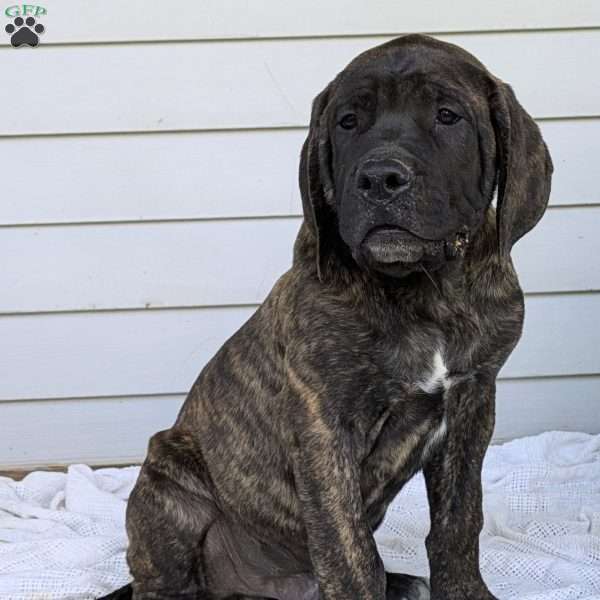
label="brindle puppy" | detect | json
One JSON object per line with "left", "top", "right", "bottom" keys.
{"left": 102, "top": 34, "right": 552, "bottom": 600}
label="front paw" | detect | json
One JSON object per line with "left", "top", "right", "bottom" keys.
{"left": 431, "top": 580, "right": 497, "bottom": 600}
{"left": 432, "top": 593, "right": 497, "bottom": 600}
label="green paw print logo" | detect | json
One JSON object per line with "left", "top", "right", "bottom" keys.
{"left": 4, "top": 4, "right": 46, "bottom": 47}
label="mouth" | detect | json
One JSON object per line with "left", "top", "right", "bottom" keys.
{"left": 361, "top": 226, "right": 446, "bottom": 268}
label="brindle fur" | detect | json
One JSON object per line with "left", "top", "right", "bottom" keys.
{"left": 102, "top": 34, "right": 552, "bottom": 600}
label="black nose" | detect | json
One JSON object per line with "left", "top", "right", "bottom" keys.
{"left": 355, "top": 158, "right": 413, "bottom": 204}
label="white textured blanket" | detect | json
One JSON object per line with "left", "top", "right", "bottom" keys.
{"left": 0, "top": 431, "right": 599, "bottom": 599}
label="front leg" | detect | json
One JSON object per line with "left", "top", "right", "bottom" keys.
{"left": 287, "top": 366, "right": 386, "bottom": 600}
{"left": 423, "top": 376, "right": 497, "bottom": 600}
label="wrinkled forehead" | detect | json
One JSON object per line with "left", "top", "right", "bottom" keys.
{"left": 333, "top": 37, "right": 491, "bottom": 107}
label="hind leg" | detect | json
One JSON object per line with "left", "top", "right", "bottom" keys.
{"left": 127, "top": 429, "right": 318, "bottom": 600}
{"left": 386, "top": 573, "right": 430, "bottom": 600}
{"left": 126, "top": 429, "right": 222, "bottom": 599}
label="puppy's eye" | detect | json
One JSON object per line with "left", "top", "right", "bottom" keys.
{"left": 339, "top": 113, "right": 358, "bottom": 130}
{"left": 437, "top": 108, "right": 462, "bottom": 125}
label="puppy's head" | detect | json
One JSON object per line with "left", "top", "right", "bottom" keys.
{"left": 300, "top": 34, "right": 553, "bottom": 280}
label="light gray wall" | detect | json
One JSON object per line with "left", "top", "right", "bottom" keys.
{"left": 1, "top": 1, "right": 599, "bottom": 467}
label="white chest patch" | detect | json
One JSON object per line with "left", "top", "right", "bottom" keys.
{"left": 417, "top": 350, "right": 450, "bottom": 464}
{"left": 417, "top": 350, "right": 451, "bottom": 394}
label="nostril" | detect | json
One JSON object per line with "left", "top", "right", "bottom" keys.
{"left": 358, "top": 175, "right": 372, "bottom": 192}
{"left": 357, "top": 160, "right": 413, "bottom": 201}
{"left": 384, "top": 173, "right": 406, "bottom": 191}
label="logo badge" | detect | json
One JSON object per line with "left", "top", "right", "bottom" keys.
{"left": 5, "top": 5, "right": 46, "bottom": 47}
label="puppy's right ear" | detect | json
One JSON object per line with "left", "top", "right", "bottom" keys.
{"left": 299, "top": 84, "right": 335, "bottom": 281}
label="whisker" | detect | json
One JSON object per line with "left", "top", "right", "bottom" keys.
{"left": 421, "top": 264, "right": 442, "bottom": 296}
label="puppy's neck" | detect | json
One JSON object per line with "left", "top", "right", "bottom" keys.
{"left": 292, "top": 206, "right": 512, "bottom": 307}
{"left": 292, "top": 221, "right": 458, "bottom": 301}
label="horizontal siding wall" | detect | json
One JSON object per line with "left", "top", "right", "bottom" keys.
{"left": 2, "top": 31, "right": 600, "bottom": 136}
{"left": 1, "top": 1, "right": 599, "bottom": 466}
{"left": 3, "top": 377, "right": 600, "bottom": 467}
{"left": 1, "top": 208, "right": 599, "bottom": 314}
{"left": 1, "top": 294, "right": 599, "bottom": 401}
{"left": 1, "top": 120, "right": 599, "bottom": 226}
{"left": 3, "top": 0, "right": 600, "bottom": 45}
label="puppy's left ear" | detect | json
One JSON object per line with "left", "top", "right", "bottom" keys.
{"left": 299, "top": 83, "right": 336, "bottom": 281}
{"left": 490, "top": 80, "right": 553, "bottom": 258}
